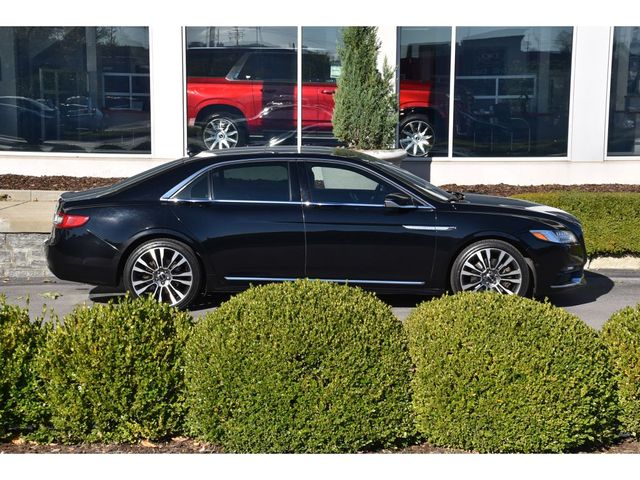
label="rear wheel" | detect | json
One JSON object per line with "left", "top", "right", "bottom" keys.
{"left": 450, "top": 239, "right": 530, "bottom": 296}
{"left": 200, "top": 112, "right": 247, "bottom": 151}
{"left": 123, "top": 239, "right": 201, "bottom": 309}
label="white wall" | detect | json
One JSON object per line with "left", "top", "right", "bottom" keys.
{"left": 1, "top": 23, "right": 640, "bottom": 184}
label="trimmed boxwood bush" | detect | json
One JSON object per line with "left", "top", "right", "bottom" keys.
{"left": 514, "top": 192, "right": 640, "bottom": 257}
{"left": 405, "top": 292, "right": 619, "bottom": 453}
{"left": 0, "top": 298, "right": 46, "bottom": 439}
{"left": 184, "top": 280, "right": 414, "bottom": 453}
{"left": 35, "top": 295, "right": 193, "bottom": 443}
{"left": 602, "top": 305, "right": 640, "bottom": 436}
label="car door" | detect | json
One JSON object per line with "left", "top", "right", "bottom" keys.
{"left": 299, "top": 159, "right": 438, "bottom": 288}
{"left": 168, "top": 159, "right": 305, "bottom": 289}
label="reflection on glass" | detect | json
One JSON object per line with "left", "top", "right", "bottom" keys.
{"left": 301, "top": 27, "right": 342, "bottom": 147}
{"left": 453, "top": 27, "right": 573, "bottom": 157}
{"left": 608, "top": 27, "right": 640, "bottom": 156}
{"left": 185, "top": 27, "right": 297, "bottom": 152}
{"left": 0, "top": 27, "right": 150, "bottom": 153}
{"left": 398, "top": 27, "right": 452, "bottom": 157}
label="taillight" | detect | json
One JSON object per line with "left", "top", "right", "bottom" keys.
{"left": 53, "top": 212, "right": 90, "bottom": 229}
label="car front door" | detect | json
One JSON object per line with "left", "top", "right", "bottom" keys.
{"left": 168, "top": 159, "right": 305, "bottom": 289}
{"left": 299, "top": 160, "right": 438, "bottom": 289}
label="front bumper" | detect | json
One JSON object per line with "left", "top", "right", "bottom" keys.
{"left": 525, "top": 233, "right": 587, "bottom": 295}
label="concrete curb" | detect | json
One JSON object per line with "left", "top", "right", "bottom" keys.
{"left": 587, "top": 256, "right": 640, "bottom": 270}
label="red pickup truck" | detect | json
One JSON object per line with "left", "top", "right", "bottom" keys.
{"left": 186, "top": 48, "right": 446, "bottom": 156}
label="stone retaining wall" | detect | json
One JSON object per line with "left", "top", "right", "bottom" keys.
{"left": 0, "top": 233, "right": 53, "bottom": 279}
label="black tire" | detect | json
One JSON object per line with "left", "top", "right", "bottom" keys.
{"left": 199, "top": 112, "right": 247, "bottom": 151}
{"left": 398, "top": 114, "right": 436, "bottom": 157}
{"left": 450, "top": 239, "right": 530, "bottom": 296}
{"left": 123, "top": 238, "right": 202, "bottom": 309}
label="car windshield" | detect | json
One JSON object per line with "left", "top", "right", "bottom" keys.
{"left": 370, "top": 159, "right": 454, "bottom": 201}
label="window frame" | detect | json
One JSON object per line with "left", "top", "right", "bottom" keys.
{"left": 161, "top": 158, "right": 298, "bottom": 205}
{"left": 299, "top": 159, "right": 433, "bottom": 209}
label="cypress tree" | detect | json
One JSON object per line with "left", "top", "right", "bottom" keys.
{"left": 332, "top": 27, "right": 397, "bottom": 150}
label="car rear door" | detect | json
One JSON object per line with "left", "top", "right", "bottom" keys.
{"left": 168, "top": 159, "right": 305, "bottom": 289}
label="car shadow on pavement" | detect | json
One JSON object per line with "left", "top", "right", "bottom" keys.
{"left": 544, "top": 270, "right": 614, "bottom": 308}
{"left": 88, "top": 270, "right": 614, "bottom": 312}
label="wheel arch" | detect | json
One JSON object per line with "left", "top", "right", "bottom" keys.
{"left": 445, "top": 232, "right": 538, "bottom": 295}
{"left": 195, "top": 104, "right": 247, "bottom": 125}
{"left": 399, "top": 106, "right": 444, "bottom": 125}
{"left": 115, "top": 229, "right": 208, "bottom": 288}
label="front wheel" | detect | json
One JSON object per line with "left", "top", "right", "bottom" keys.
{"left": 123, "top": 239, "right": 202, "bottom": 309}
{"left": 450, "top": 239, "right": 530, "bottom": 296}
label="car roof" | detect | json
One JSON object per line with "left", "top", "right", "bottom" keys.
{"left": 186, "top": 146, "right": 377, "bottom": 165}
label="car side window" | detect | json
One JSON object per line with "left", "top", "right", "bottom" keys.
{"left": 212, "top": 162, "right": 291, "bottom": 202}
{"left": 305, "top": 163, "right": 399, "bottom": 205}
{"left": 174, "top": 172, "right": 210, "bottom": 201}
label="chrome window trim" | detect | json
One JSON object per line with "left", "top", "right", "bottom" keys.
{"left": 161, "top": 156, "right": 437, "bottom": 211}
{"left": 224, "top": 276, "right": 425, "bottom": 286}
{"left": 161, "top": 157, "right": 296, "bottom": 202}
{"left": 301, "top": 158, "right": 435, "bottom": 210}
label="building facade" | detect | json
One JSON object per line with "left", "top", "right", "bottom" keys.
{"left": 0, "top": 25, "right": 639, "bottom": 185}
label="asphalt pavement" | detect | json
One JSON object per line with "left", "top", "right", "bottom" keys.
{"left": 1, "top": 269, "right": 638, "bottom": 330}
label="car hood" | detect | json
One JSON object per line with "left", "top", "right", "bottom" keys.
{"left": 459, "top": 193, "right": 581, "bottom": 226}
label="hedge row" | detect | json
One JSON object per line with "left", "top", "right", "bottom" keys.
{"left": 514, "top": 192, "right": 640, "bottom": 257}
{"left": 1, "top": 284, "right": 640, "bottom": 452}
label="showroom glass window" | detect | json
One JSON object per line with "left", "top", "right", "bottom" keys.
{"left": 0, "top": 27, "right": 150, "bottom": 153}
{"left": 301, "top": 27, "right": 342, "bottom": 147}
{"left": 453, "top": 27, "right": 573, "bottom": 157}
{"left": 398, "top": 27, "right": 452, "bottom": 157}
{"left": 608, "top": 27, "right": 640, "bottom": 156}
{"left": 185, "top": 27, "right": 297, "bottom": 152}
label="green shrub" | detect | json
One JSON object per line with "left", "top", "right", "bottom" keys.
{"left": 514, "top": 192, "right": 640, "bottom": 257}
{"left": 602, "top": 305, "right": 640, "bottom": 436}
{"left": 405, "top": 292, "right": 619, "bottom": 453}
{"left": 0, "top": 298, "right": 47, "bottom": 439}
{"left": 184, "top": 280, "right": 414, "bottom": 453}
{"left": 332, "top": 27, "right": 397, "bottom": 149}
{"left": 36, "top": 295, "right": 193, "bottom": 443}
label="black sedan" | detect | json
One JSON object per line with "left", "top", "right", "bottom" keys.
{"left": 45, "top": 147, "right": 587, "bottom": 308}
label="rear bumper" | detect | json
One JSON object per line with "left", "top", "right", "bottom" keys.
{"left": 45, "top": 228, "right": 120, "bottom": 287}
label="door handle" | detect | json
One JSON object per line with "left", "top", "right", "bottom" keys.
{"left": 320, "top": 90, "right": 335, "bottom": 95}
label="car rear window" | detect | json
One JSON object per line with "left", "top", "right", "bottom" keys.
{"left": 212, "top": 162, "right": 290, "bottom": 202}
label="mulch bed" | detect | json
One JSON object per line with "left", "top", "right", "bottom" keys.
{"left": 0, "top": 175, "right": 122, "bottom": 192}
{"left": 1, "top": 437, "right": 639, "bottom": 454}
{"left": 1, "top": 175, "right": 640, "bottom": 197}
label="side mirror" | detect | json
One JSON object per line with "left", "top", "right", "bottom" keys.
{"left": 384, "top": 193, "right": 416, "bottom": 209}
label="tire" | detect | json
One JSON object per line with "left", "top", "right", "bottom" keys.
{"left": 398, "top": 114, "right": 436, "bottom": 157}
{"left": 450, "top": 239, "right": 530, "bottom": 296}
{"left": 199, "top": 112, "right": 247, "bottom": 151}
{"left": 123, "top": 239, "right": 202, "bottom": 309}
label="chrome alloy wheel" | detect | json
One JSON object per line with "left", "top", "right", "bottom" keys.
{"left": 459, "top": 248, "right": 523, "bottom": 295}
{"left": 399, "top": 120, "right": 434, "bottom": 157}
{"left": 203, "top": 117, "right": 239, "bottom": 150}
{"left": 130, "top": 247, "right": 194, "bottom": 306}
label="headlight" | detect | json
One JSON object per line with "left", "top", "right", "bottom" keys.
{"left": 530, "top": 229, "right": 578, "bottom": 244}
